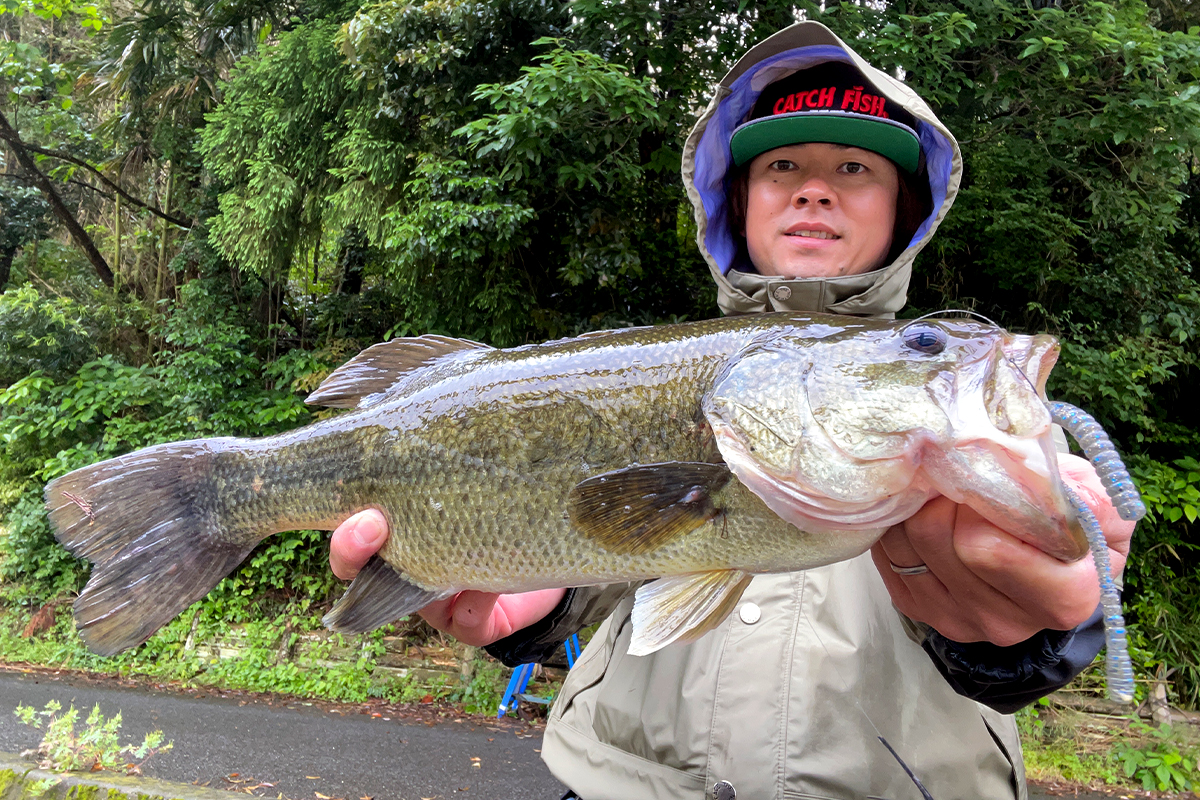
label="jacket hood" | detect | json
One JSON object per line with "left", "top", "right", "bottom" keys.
{"left": 681, "top": 21, "right": 963, "bottom": 318}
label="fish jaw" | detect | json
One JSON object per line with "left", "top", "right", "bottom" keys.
{"left": 918, "top": 434, "right": 1088, "bottom": 561}
{"left": 920, "top": 332, "right": 1089, "bottom": 562}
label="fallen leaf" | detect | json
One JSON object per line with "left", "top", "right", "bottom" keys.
{"left": 306, "top": 775, "right": 321, "bottom": 780}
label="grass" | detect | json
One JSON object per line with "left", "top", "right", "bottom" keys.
{"left": 1018, "top": 699, "right": 1200, "bottom": 793}
{"left": 0, "top": 597, "right": 544, "bottom": 719}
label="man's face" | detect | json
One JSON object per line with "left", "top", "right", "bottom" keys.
{"left": 744, "top": 143, "right": 900, "bottom": 279}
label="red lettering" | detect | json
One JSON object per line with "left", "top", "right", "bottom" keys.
{"left": 872, "top": 96, "right": 887, "bottom": 116}
{"left": 773, "top": 96, "right": 787, "bottom": 115}
{"left": 818, "top": 86, "right": 836, "bottom": 108}
{"left": 857, "top": 93, "right": 874, "bottom": 113}
{"left": 841, "top": 86, "right": 861, "bottom": 110}
{"left": 804, "top": 90, "right": 819, "bottom": 109}
{"left": 782, "top": 94, "right": 798, "bottom": 113}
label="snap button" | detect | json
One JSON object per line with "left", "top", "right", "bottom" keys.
{"left": 772, "top": 285, "right": 792, "bottom": 301}
{"left": 713, "top": 780, "right": 736, "bottom": 800}
{"left": 738, "top": 603, "right": 761, "bottom": 625}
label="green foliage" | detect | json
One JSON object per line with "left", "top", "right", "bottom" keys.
{"left": 0, "top": 279, "right": 326, "bottom": 602}
{"left": 1116, "top": 722, "right": 1199, "bottom": 792}
{"left": 0, "top": 285, "right": 93, "bottom": 386}
{"left": 453, "top": 657, "right": 506, "bottom": 716}
{"left": 15, "top": 700, "right": 172, "bottom": 774}
{"left": 1016, "top": 700, "right": 1123, "bottom": 785}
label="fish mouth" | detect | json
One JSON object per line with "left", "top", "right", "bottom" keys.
{"left": 1000, "top": 333, "right": 1060, "bottom": 400}
{"left": 925, "top": 331, "right": 1089, "bottom": 562}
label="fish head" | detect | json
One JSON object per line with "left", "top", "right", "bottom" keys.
{"left": 702, "top": 317, "right": 1088, "bottom": 561}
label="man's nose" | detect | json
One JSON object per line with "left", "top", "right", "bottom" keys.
{"left": 793, "top": 178, "right": 834, "bottom": 207}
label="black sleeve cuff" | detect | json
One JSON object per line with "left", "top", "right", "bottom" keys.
{"left": 922, "top": 605, "right": 1105, "bottom": 714}
{"left": 483, "top": 588, "right": 580, "bottom": 667}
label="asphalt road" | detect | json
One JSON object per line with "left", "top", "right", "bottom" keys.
{"left": 0, "top": 668, "right": 567, "bottom": 800}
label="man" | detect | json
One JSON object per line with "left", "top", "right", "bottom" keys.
{"left": 331, "top": 22, "right": 1132, "bottom": 799}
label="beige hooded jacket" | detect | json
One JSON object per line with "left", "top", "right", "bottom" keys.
{"left": 533, "top": 21, "right": 1026, "bottom": 800}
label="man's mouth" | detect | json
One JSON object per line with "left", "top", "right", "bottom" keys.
{"left": 785, "top": 230, "right": 840, "bottom": 240}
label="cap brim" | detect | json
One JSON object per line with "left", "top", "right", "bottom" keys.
{"left": 730, "top": 113, "right": 921, "bottom": 173}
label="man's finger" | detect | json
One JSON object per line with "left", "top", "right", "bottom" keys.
{"left": 953, "top": 519, "right": 1101, "bottom": 632}
{"left": 329, "top": 508, "right": 389, "bottom": 580}
{"left": 450, "top": 592, "right": 502, "bottom": 632}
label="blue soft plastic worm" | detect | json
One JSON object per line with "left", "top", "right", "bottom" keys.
{"left": 1049, "top": 401, "right": 1147, "bottom": 522}
{"left": 1061, "top": 484, "right": 1135, "bottom": 702}
{"left": 1049, "top": 401, "right": 1144, "bottom": 703}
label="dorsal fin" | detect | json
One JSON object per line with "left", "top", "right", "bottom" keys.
{"left": 573, "top": 325, "right": 650, "bottom": 340}
{"left": 305, "top": 335, "right": 491, "bottom": 409}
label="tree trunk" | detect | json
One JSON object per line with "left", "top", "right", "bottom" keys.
{"left": 114, "top": 193, "right": 122, "bottom": 293}
{"left": 337, "top": 226, "right": 366, "bottom": 295}
{"left": 154, "top": 163, "right": 175, "bottom": 304}
{"left": 0, "top": 246, "right": 14, "bottom": 289}
{"left": 0, "top": 111, "right": 114, "bottom": 287}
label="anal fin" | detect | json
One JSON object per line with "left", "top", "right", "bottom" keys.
{"left": 628, "top": 570, "right": 753, "bottom": 656}
{"left": 323, "top": 556, "right": 453, "bottom": 633}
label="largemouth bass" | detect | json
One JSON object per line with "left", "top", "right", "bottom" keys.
{"left": 46, "top": 312, "right": 1088, "bottom": 658}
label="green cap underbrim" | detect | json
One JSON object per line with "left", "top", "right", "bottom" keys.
{"left": 730, "top": 114, "right": 921, "bottom": 173}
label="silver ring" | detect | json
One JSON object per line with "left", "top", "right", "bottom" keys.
{"left": 889, "top": 561, "right": 929, "bottom": 576}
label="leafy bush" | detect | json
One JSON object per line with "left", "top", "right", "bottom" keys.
{"left": 15, "top": 700, "right": 172, "bottom": 774}
{"left": 0, "top": 285, "right": 95, "bottom": 387}
{"left": 1116, "top": 723, "right": 1200, "bottom": 792}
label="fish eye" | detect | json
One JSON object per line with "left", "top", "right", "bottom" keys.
{"left": 903, "top": 325, "right": 947, "bottom": 354}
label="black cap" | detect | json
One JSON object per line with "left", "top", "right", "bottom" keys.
{"left": 729, "top": 61, "right": 921, "bottom": 172}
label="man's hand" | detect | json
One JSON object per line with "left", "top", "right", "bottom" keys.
{"left": 330, "top": 510, "right": 565, "bottom": 647}
{"left": 871, "top": 454, "right": 1135, "bottom": 646}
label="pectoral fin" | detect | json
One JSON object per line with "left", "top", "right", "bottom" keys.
{"left": 568, "top": 462, "right": 732, "bottom": 555}
{"left": 628, "top": 570, "right": 753, "bottom": 656}
{"left": 323, "top": 556, "right": 453, "bottom": 633}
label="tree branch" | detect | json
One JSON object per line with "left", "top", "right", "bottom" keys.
{"left": 18, "top": 142, "right": 192, "bottom": 229}
{"left": 0, "top": 173, "right": 112, "bottom": 201}
{"left": 0, "top": 110, "right": 115, "bottom": 287}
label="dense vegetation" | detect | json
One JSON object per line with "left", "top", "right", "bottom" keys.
{"left": 0, "top": 0, "right": 1197, "bottom": 713}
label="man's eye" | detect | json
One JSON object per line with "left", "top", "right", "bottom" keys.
{"left": 770, "top": 160, "right": 796, "bottom": 171}
{"left": 840, "top": 162, "right": 867, "bottom": 174}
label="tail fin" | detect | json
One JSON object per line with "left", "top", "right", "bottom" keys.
{"left": 45, "top": 439, "right": 257, "bottom": 656}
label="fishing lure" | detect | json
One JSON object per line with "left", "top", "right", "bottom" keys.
{"left": 1049, "top": 401, "right": 1145, "bottom": 703}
